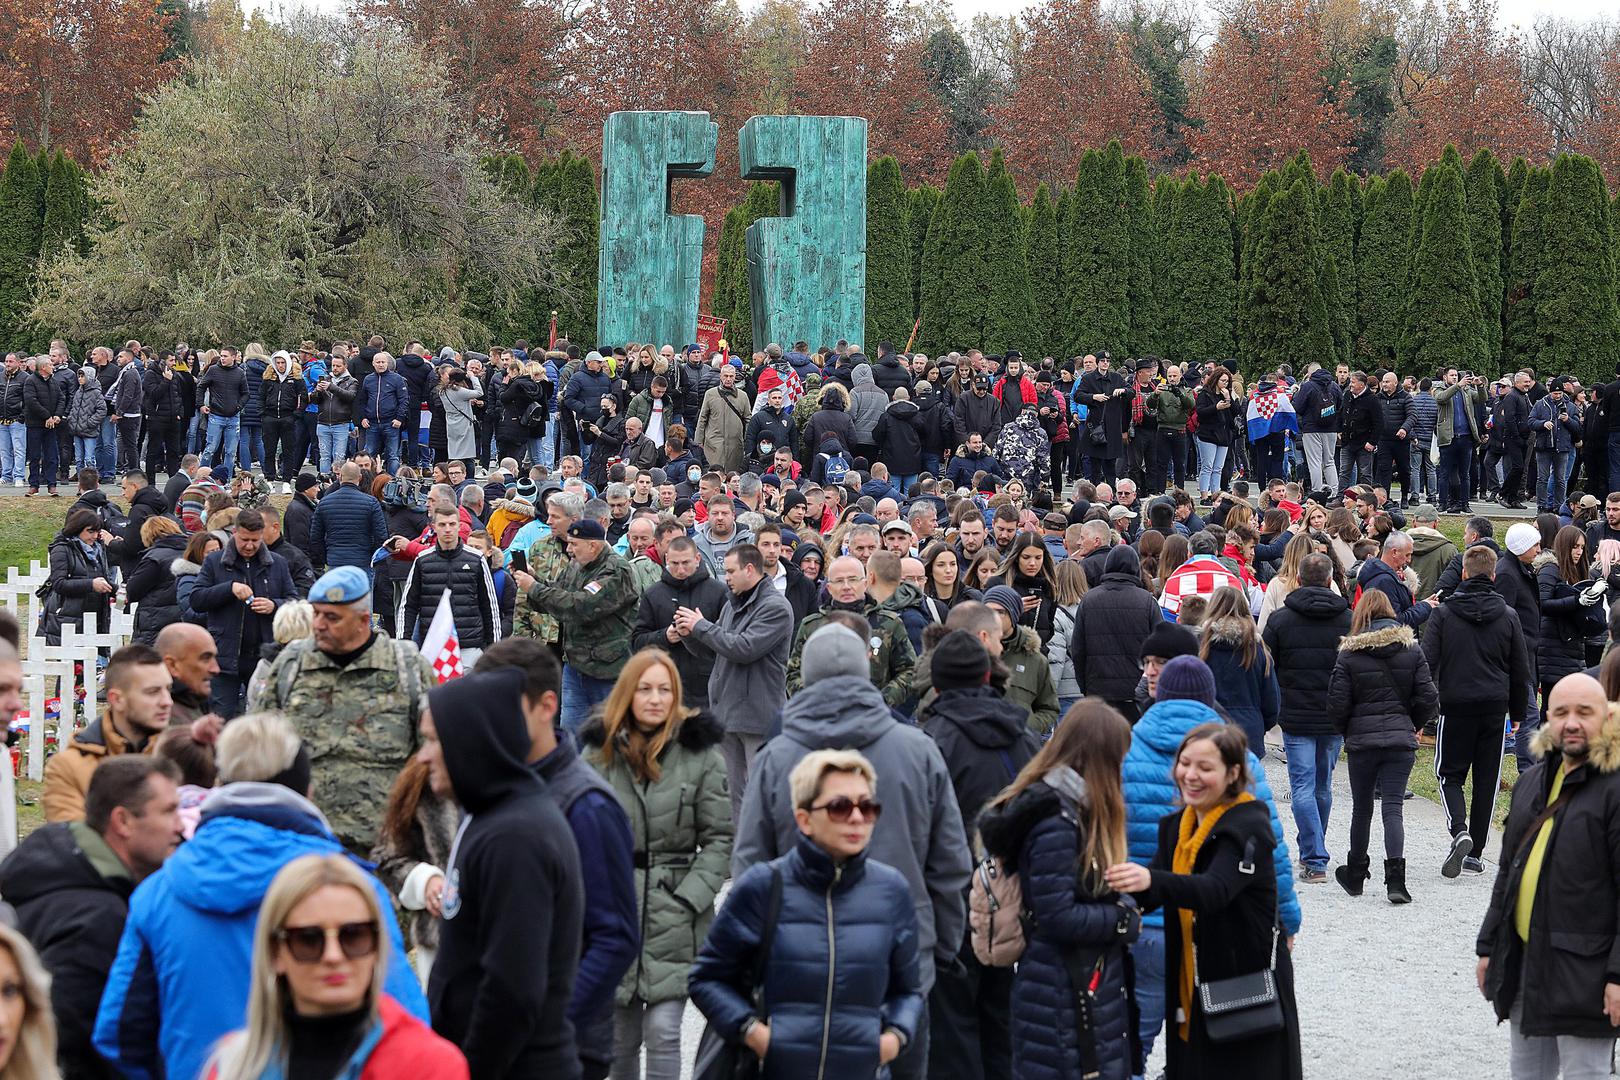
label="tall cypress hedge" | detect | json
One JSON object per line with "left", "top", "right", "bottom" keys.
{"left": 1063, "top": 142, "right": 1130, "bottom": 357}
{"left": 865, "top": 156, "right": 912, "bottom": 349}
{"left": 1246, "top": 178, "right": 1334, "bottom": 372}
{"left": 1465, "top": 149, "right": 1505, "bottom": 363}
{"left": 0, "top": 141, "right": 44, "bottom": 345}
{"left": 919, "top": 152, "right": 988, "bottom": 354}
{"left": 1535, "top": 154, "right": 1620, "bottom": 385}
{"left": 1124, "top": 154, "right": 1158, "bottom": 357}
{"left": 1164, "top": 175, "right": 1236, "bottom": 365}
{"left": 1357, "top": 170, "right": 1412, "bottom": 363}
{"left": 980, "top": 149, "right": 1032, "bottom": 355}
{"left": 906, "top": 184, "right": 940, "bottom": 328}
{"left": 1503, "top": 167, "right": 1550, "bottom": 368}
{"left": 1401, "top": 158, "right": 1484, "bottom": 373}
{"left": 1320, "top": 169, "right": 1358, "bottom": 348}
{"left": 1024, "top": 182, "right": 1060, "bottom": 360}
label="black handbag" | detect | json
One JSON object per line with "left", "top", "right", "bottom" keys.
{"left": 693, "top": 866, "right": 784, "bottom": 1080}
{"left": 1193, "top": 838, "right": 1285, "bottom": 1044}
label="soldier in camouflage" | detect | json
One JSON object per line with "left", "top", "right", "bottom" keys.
{"left": 512, "top": 490, "right": 584, "bottom": 645}
{"left": 246, "top": 565, "right": 433, "bottom": 856}
{"left": 784, "top": 554, "right": 915, "bottom": 706}
{"left": 513, "top": 518, "right": 638, "bottom": 733}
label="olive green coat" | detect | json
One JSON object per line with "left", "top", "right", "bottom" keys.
{"left": 581, "top": 711, "right": 733, "bottom": 1005}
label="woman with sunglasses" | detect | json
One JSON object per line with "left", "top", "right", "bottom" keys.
{"left": 580, "top": 650, "right": 732, "bottom": 1080}
{"left": 207, "top": 854, "right": 466, "bottom": 1080}
{"left": 690, "top": 748, "right": 923, "bottom": 1079}
{"left": 977, "top": 700, "right": 1139, "bottom": 1080}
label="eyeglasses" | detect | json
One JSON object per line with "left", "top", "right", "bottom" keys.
{"left": 276, "top": 921, "right": 379, "bottom": 963}
{"left": 808, "top": 796, "right": 882, "bottom": 823}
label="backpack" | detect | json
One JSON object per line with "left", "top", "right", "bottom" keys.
{"left": 823, "top": 450, "right": 850, "bottom": 485}
{"left": 969, "top": 749, "right": 1032, "bottom": 967}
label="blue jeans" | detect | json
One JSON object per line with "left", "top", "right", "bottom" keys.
{"left": 316, "top": 423, "right": 351, "bottom": 474}
{"left": 0, "top": 423, "right": 24, "bottom": 483}
{"left": 237, "top": 423, "right": 263, "bottom": 472}
{"left": 1540, "top": 449, "right": 1572, "bottom": 511}
{"left": 363, "top": 424, "right": 401, "bottom": 474}
{"left": 894, "top": 473, "right": 918, "bottom": 493}
{"left": 561, "top": 666, "right": 615, "bottom": 734}
{"left": 919, "top": 452, "right": 942, "bottom": 478}
{"left": 204, "top": 413, "right": 241, "bottom": 480}
{"left": 96, "top": 416, "right": 116, "bottom": 477}
{"left": 1195, "top": 440, "right": 1228, "bottom": 493}
{"left": 74, "top": 435, "right": 99, "bottom": 475}
{"left": 186, "top": 412, "right": 201, "bottom": 455}
{"left": 1131, "top": 924, "right": 1167, "bottom": 1076}
{"left": 1284, "top": 732, "right": 1342, "bottom": 870}
{"left": 529, "top": 434, "right": 553, "bottom": 472}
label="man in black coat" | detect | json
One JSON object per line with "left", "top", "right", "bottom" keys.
{"left": 1373, "top": 371, "right": 1416, "bottom": 502}
{"left": 1261, "top": 554, "right": 1352, "bottom": 882}
{"left": 423, "top": 667, "right": 584, "bottom": 1080}
{"left": 1498, "top": 522, "right": 1544, "bottom": 770}
{"left": 105, "top": 470, "right": 169, "bottom": 577}
{"left": 1491, "top": 372, "right": 1534, "bottom": 507}
{"left": 630, "top": 536, "right": 728, "bottom": 714}
{"left": 261, "top": 505, "right": 316, "bottom": 597}
{"left": 22, "top": 355, "right": 66, "bottom": 496}
{"left": 284, "top": 473, "right": 320, "bottom": 568}
{"left": 1076, "top": 355, "right": 1131, "bottom": 485}
{"left": 953, "top": 376, "right": 1003, "bottom": 444}
{"left": 918, "top": 630, "right": 1041, "bottom": 1080}
{"left": 1337, "top": 371, "right": 1382, "bottom": 488}
{"left": 0, "top": 756, "right": 183, "bottom": 1080}
{"left": 1423, "top": 546, "right": 1530, "bottom": 877}
{"left": 1435, "top": 516, "right": 1499, "bottom": 600}
{"left": 1477, "top": 672, "right": 1620, "bottom": 1066}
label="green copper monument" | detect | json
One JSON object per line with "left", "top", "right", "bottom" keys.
{"left": 739, "top": 115, "right": 868, "bottom": 350}
{"left": 597, "top": 111, "right": 718, "bottom": 348}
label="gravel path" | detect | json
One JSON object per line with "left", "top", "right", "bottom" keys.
{"left": 657, "top": 748, "right": 1515, "bottom": 1079}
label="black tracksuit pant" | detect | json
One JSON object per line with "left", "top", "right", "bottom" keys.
{"left": 1435, "top": 707, "right": 1506, "bottom": 859}
{"left": 927, "top": 930, "right": 1011, "bottom": 1080}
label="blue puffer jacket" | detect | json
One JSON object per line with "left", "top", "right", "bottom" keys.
{"left": 241, "top": 356, "right": 266, "bottom": 424}
{"left": 360, "top": 370, "right": 410, "bottom": 426}
{"left": 689, "top": 836, "right": 924, "bottom": 1080}
{"left": 93, "top": 783, "right": 428, "bottom": 1080}
{"left": 301, "top": 356, "right": 328, "bottom": 415}
{"left": 310, "top": 482, "right": 390, "bottom": 571}
{"left": 978, "top": 773, "right": 1139, "bottom": 1080}
{"left": 1121, "top": 698, "right": 1301, "bottom": 934}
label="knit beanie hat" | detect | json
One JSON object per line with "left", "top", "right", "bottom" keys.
{"left": 1156, "top": 655, "right": 1217, "bottom": 706}
{"left": 801, "top": 624, "right": 870, "bottom": 682}
{"left": 931, "top": 630, "right": 991, "bottom": 691}
{"left": 982, "top": 585, "right": 1024, "bottom": 622}
{"left": 1140, "top": 622, "right": 1199, "bottom": 663}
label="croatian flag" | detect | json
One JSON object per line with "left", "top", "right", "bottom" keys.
{"left": 420, "top": 591, "right": 463, "bottom": 683}
{"left": 1158, "top": 558, "right": 1247, "bottom": 621}
{"left": 1246, "top": 385, "right": 1299, "bottom": 443}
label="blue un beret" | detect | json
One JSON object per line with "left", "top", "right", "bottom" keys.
{"left": 310, "top": 565, "right": 371, "bottom": 605}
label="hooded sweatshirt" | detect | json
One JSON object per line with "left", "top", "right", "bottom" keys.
{"left": 919, "top": 685, "right": 1043, "bottom": 836}
{"left": 428, "top": 669, "right": 584, "bottom": 1080}
{"left": 729, "top": 674, "right": 971, "bottom": 991}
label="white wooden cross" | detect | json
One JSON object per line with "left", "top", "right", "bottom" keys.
{"left": 19, "top": 651, "right": 75, "bottom": 782}
{"left": 61, "top": 611, "right": 136, "bottom": 740}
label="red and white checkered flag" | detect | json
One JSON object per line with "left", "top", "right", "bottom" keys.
{"left": 420, "top": 591, "right": 462, "bottom": 683}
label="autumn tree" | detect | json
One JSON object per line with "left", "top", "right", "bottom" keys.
{"left": 792, "top": 0, "right": 951, "bottom": 185}
{"left": 1186, "top": 0, "right": 1356, "bottom": 189}
{"left": 0, "top": 0, "right": 176, "bottom": 164}
{"left": 1572, "top": 53, "right": 1620, "bottom": 187}
{"left": 1385, "top": 0, "right": 1548, "bottom": 175}
{"left": 986, "top": 0, "right": 1159, "bottom": 194}
{"left": 865, "top": 156, "right": 913, "bottom": 348}
{"left": 1534, "top": 153, "right": 1620, "bottom": 384}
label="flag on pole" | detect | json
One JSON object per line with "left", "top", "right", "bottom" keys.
{"left": 421, "top": 591, "right": 463, "bottom": 683}
{"left": 548, "top": 310, "right": 559, "bottom": 351}
{"left": 903, "top": 317, "right": 921, "bottom": 353}
{"left": 1245, "top": 385, "right": 1299, "bottom": 443}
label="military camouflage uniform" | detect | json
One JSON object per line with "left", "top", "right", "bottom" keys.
{"left": 233, "top": 471, "right": 273, "bottom": 511}
{"left": 524, "top": 544, "right": 637, "bottom": 680}
{"left": 513, "top": 532, "right": 572, "bottom": 644}
{"left": 785, "top": 599, "right": 916, "bottom": 707}
{"left": 246, "top": 631, "right": 434, "bottom": 855}
{"left": 628, "top": 554, "right": 661, "bottom": 593}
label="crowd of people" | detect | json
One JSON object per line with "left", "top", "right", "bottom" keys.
{"left": 0, "top": 335, "right": 1617, "bottom": 1080}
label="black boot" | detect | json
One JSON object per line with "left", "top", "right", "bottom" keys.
{"left": 1385, "top": 858, "right": 1411, "bottom": 904}
{"left": 1335, "top": 854, "right": 1370, "bottom": 897}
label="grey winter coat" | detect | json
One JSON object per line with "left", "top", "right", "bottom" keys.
{"left": 730, "top": 674, "right": 972, "bottom": 991}
{"left": 68, "top": 382, "right": 107, "bottom": 437}
{"left": 847, "top": 365, "right": 889, "bottom": 447}
{"left": 687, "top": 578, "right": 793, "bottom": 736}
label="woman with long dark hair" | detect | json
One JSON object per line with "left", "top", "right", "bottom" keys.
{"left": 1197, "top": 587, "right": 1280, "bottom": 758}
{"left": 920, "top": 542, "right": 978, "bottom": 621}
{"left": 978, "top": 701, "right": 1139, "bottom": 1080}
{"left": 1326, "top": 590, "right": 1439, "bottom": 904}
{"left": 42, "top": 508, "right": 116, "bottom": 644}
{"left": 992, "top": 530, "right": 1057, "bottom": 645}
{"left": 1105, "top": 723, "right": 1302, "bottom": 1080}
{"left": 580, "top": 649, "right": 731, "bottom": 1080}
{"left": 1193, "top": 367, "right": 1237, "bottom": 502}
{"left": 1536, "top": 524, "right": 1606, "bottom": 714}
{"left": 373, "top": 759, "right": 460, "bottom": 984}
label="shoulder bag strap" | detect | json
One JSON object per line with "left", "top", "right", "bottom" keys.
{"left": 750, "top": 866, "right": 785, "bottom": 1009}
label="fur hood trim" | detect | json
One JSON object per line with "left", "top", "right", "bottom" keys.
{"left": 1200, "top": 617, "right": 1254, "bottom": 649}
{"left": 1533, "top": 551, "right": 1560, "bottom": 571}
{"left": 170, "top": 558, "right": 203, "bottom": 577}
{"left": 575, "top": 707, "right": 725, "bottom": 753}
{"left": 1339, "top": 622, "right": 1415, "bottom": 653}
{"left": 1530, "top": 700, "right": 1620, "bottom": 773}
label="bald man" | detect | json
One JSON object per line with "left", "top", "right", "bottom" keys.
{"left": 1478, "top": 672, "right": 1620, "bottom": 1074}
{"left": 155, "top": 623, "right": 221, "bottom": 729}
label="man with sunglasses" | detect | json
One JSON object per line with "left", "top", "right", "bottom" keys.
{"left": 732, "top": 622, "right": 970, "bottom": 1080}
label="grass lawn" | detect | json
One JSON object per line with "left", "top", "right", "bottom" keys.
{"left": 1409, "top": 743, "right": 1519, "bottom": 830}
{"left": 0, "top": 496, "right": 71, "bottom": 577}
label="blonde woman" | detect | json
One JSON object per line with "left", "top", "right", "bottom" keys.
{"left": 1045, "top": 559, "right": 1089, "bottom": 715}
{"left": 246, "top": 601, "right": 315, "bottom": 703}
{"left": 1257, "top": 531, "right": 1338, "bottom": 631}
{"left": 0, "top": 922, "right": 59, "bottom": 1080}
{"left": 206, "top": 854, "right": 466, "bottom": 1080}
{"left": 580, "top": 650, "right": 731, "bottom": 1080}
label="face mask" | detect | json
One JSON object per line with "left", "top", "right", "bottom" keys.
{"left": 759, "top": 440, "right": 774, "bottom": 455}
{"left": 688, "top": 467, "right": 701, "bottom": 483}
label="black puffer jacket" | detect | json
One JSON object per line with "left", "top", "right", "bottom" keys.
{"left": 1261, "top": 585, "right": 1350, "bottom": 737}
{"left": 630, "top": 563, "right": 730, "bottom": 711}
{"left": 1535, "top": 555, "right": 1602, "bottom": 685}
{"left": 397, "top": 543, "right": 501, "bottom": 649}
{"left": 744, "top": 405, "right": 794, "bottom": 470}
{"left": 1495, "top": 551, "right": 1542, "bottom": 677}
{"left": 43, "top": 535, "right": 114, "bottom": 645}
{"left": 919, "top": 684, "right": 1042, "bottom": 836}
{"left": 497, "top": 375, "right": 550, "bottom": 441}
{"left": 0, "top": 368, "right": 23, "bottom": 421}
{"left": 1479, "top": 715, "right": 1620, "bottom": 1038}
{"left": 124, "top": 532, "right": 188, "bottom": 645}
{"left": 196, "top": 362, "right": 247, "bottom": 417}
{"left": 1420, "top": 577, "right": 1531, "bottom": 716}
{"left": 22, "top": 370, "right": 64, "bottom": 425}
{"left": 874, "top": 399, "right": 924, "bottom": 476}
{"left": 311, "top": 373, "right": 358, "bottom": 427}
{"left": 1325, "top": 619, "right": 1439, "bottom": 752}
{"left": 1069, "top": 546, "right": 1163, "bottom": 703}
{"left": 142, "top": 368, "right": 185, "bottom": 426}
{"left": 871, "top": 351, "right": 913, "bottom": 395}
{"left": 259, "top": 369, "right": 305, "bottom": 419}
{"left": 1376, "top": 388, "right": 1415, "bottom": 443}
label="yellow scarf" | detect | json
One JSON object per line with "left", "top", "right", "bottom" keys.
{"left": 1172, "top": 792, "right": 1255, "bottom": 1041}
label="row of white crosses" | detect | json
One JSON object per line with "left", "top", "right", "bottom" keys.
{"left": 0, "top": 561, "right": 137, "bottom": 782}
